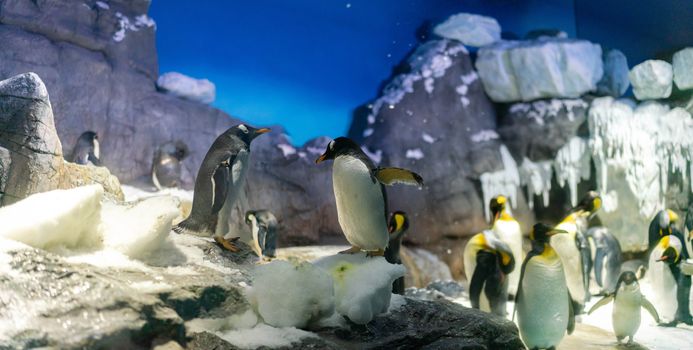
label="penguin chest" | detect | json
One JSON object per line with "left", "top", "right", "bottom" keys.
{"left": 647, "top": 246, "right": 678, "bottom": 321}
{"left": 551, "top": 224, "right": 584, "bottom": 303}
{"left": 517, "top": 254, "right": 569, "bottom": 349}
{"left": 332, "top": 156, "right": 388, "bottom": 250}
{"left": 612, "top": 289, "right": 641, "bottom": 337}
{"left": 493, "top": 219, "right": 523, "bottom": 294}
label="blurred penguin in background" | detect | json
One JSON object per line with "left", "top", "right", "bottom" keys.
{"left": 152, "top": 140, "right": 189, "bottom": 189}
{"left": 648, "top": 209, "right": 683, "bottom": 255}
{"left": 552, "top": 191, "right": 601, "bottom": 313}
{"left": 245, "top": 210, "right": 278, "bottom": 259}
{"left": 648, "top": 234, "right": 686, "bottom": 325}
{"left": 71, "top": 131, "right": 101, "bottom": 166}
{"left": 489, "top": 195, "right": 523, "bottom": 297}
{"left": 385, "top": 211, "right": 408, "bottom": 294}
{"left": 586, "top": 227, "right": 622, "bottom": 295}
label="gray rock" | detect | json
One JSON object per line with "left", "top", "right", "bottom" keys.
{"left": 673, "top": 47, "right": 693, "bottom": 91}
{"left": 628, "top": 60, "right": 673, "bottom": 100}
{"left": 433, "top": 13, "right": 501, "bottom": 47}
{"left": 597, "top": 49, "right": 630, "bottom": 97}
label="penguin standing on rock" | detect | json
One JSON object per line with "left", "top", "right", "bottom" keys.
{"left": 71, "top": 131, "right": 101, "bottom": 166}
{"left": 514, "top": 223, "right": 574, "bottom": 350}
{"left": 315, "top": 137, "right": 423, "bottom": 257}
{"left": 152, "top": 140, "right": 189, "bottom": 189}
{"left": 245, "top": 210, "right": 279, "bottom": 259}
{"left": 174, "top": 124, "right": 270, "bottom": 252}
{"left": 385, "top": 211, "right": 408, "bottom": 294}
{"left": 552, "top": 190, "right": 601, "bottom": 313}
{"left": 464, "top": 229, "right": 515, "bottom": 316}
{"left": 489, "top": 195, "right": 523, "bottom": 297}
{"left": 588, "top": 271, "right": 660, "bottom": 345}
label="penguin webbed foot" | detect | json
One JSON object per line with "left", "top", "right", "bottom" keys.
{"left": 366, "top": 249, "right": 385, "bottom": 258}
{"left": 657, "top": 320, "right": 678, "bottom": 327}
{"left": 338, "top": 246, "right": 362, "bottom": 255}
{"left": 214, "top": 236, "right": 241, "bottom": 253}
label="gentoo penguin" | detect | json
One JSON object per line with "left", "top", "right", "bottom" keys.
{"left": 152, "top": 141, "right": 189, "bottom": 189}
{"left": 464, "top": 229, "right": 515, "bottom": 316}
{"left": 70, "top": 131, "right": 101, "bottom": 166}
{"left": 586, "top": 227, "right": 622, "bottom": 294}
{"left": 588, "top": 271, "right": 660, "bottom": 344}
{"left": 489, "top": 195, "right": 523, "bottom": 297}
{"left": 174, "top": 124, "right": 270, "bottom": 252}
{"left": 648, "top": 234, "right": 683, "bottom": 325}
{"left": 648, "top": 209, "right": 682, "bottom": 254}
{"left": 245, "top": 210, "right": 279, "bottom": 259}
{"left": 385, "top": 211, "right": 408, "bottom": 294}
{"left": 551, "top": 190, "right": 601, "bottom": 313}
{"left": 514, "top": 223, "right": 574, "bottom": 350}
{"left": 315, "top": 137, "right": 423, "bottom": 256}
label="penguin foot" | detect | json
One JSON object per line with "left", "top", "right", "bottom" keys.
{"left": 214, "top": 236, "right": 241, "bottom": 253}
{"left": 366, "top": 249, "right": 385, "bottom": 257}
{"left": 338, "top": 246, "right": 362, "bottom": 254}
{"left": 676, "top": 315, "right": 693, "bottom": 325}
{"left": 657, "top": 320, "right": 678, "bottom": 327}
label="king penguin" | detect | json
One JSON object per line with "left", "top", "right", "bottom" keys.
{"left": 588, "top": 271, "right": 660, "bottom": 345}
{"left": 71, "top": 131, "right": 101, "bottom": 166}
{"left": 648, "top": 209, "right": 682, "bottom": 254}
{"left": 245, "top": 210, "right": 279, "bottom": 259}
{"left": 648, "top": 234, "right": 684, "bottom": 325}
{"left": 464, "top": 229, "right": 515, "bottom": 316}
{"left": 385, "top": 211, "right": 408, "bottom": 294}
{"left": 489, "top": 195, "right": 523, "bottom": 297}
{"left": 315, "top": 137, "right": 423, "bottom": 256}
{"left": 514, "top": 223, "right": 574, "bottom": 350}
{"left": 551, "top": 190, "right": 601, "bottom": 313}
{"left": 174, "top": 124, "right": 270, "bottom": 252}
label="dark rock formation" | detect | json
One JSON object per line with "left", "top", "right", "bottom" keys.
{"left": 0, "top": 72, "right": 122, "bottom": 204}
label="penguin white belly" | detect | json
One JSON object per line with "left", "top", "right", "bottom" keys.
{"left": 612, "top": 288, "right": 641, "bottom": 338}
{"left": 551, "top": 223, "right": 585, "bottom": 304}
{"left": 494, "top": 219, "right": 523, "bottom": 295}
{"left": 216, "top": 150, "right": 250, "bottom": 237}
{"left": 517, "top": 255, "right": 569, "bottom": 349}
{"left": 647, "top": 246, "right": 678, "bottom": 322}
{"left": 332, "top": 156, "right": 388, "bottom": 251}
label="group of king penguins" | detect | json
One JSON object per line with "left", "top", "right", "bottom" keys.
{"left": 463, "top": 190, "right": 693, "bottom": 349}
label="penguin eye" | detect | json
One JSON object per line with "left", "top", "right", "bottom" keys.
{"left": 238, "top": 124, "right": 249, "bottom": 134}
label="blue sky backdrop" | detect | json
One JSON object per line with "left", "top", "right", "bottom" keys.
{"left": 150, "top": 0, "right": 693, "bottom": 145}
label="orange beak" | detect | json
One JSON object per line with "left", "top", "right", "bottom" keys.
{"left": 255, "top": 128, "right": 271, "bottom": 134}
{"left": 315, "top": 153, "right": 328, "bottom": 164}
{"left": 657, "top": 256, "right": 669, "bottom": 262}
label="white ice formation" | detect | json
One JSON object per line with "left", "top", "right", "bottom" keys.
{"left": 313, "top": 253, "right": 406, "bottom": 325}
{"left": 157, "top": 72, "right": 216, "bottom": 104}
{"left": 363, "top": 40, "right": 467, "bottom": 137}
{"left": 433, "top": 13, "right": 501, "bottom": 47}
{"left": 628, "top": 60, "right": 673, "bottom": 100}
{"left": 673, "top": 47, "right": 693, "bottom": 90}
{"left": 479, "top": 145, "right": 520, "bottom": 221}
{"left": 113, "top": 12, "right": 155, "bottom": 42}
{"left": 475, "top": 39, "right": 603, "bottom": 102}
{"left": 596, "top": 49, "right": 630, "bottom": 97}
{"left": 248, "top": 260, "right": 335, "bottom": 328}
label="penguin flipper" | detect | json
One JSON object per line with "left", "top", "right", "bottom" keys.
{"left": 513, "top": 250, "right": 539, "bottom": 321}
{"left": 211, "top": 165, "right": 230, "bottom": 214}
{"left": 641, "top": 297, "right": 661, "bottom": 323}
{"left": 88, "top": 151, "right": 101, "bottom": 166}
{"left": 374, "top": 167, "right": 424, "bottom": 187}
{"left": 587, "top": 294, "right": 614, "bottom": 314}
{"left": 469, "top": 252, "right": 494, "bottom": 309}
{"left": 567, "top": 291, "right": 576, "bottom": 335}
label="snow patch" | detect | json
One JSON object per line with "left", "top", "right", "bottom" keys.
{"left": 405, "top": 148, "right": 424, "bottom": 160}
{"left": 421, "top": 133, "right": 435, "bottom": 144}
{"left": 95, "top": 1, "right": 109, "bottom": 10}
{"left": 470, "top": 129, "right": 499, "bottom": 143}
{"left": 113, "top": 12, "right": 155, "bottom": 42}
{"left": 362, "top": 128, "right": 374, "bottom": 138}
{"left": 217, "top": 324, "right": 319, "bottom": 349}
{"left": 276, "top": 144, "right": 296, "bottom": 158}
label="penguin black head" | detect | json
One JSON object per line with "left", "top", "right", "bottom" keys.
{"left": 530, "top": 223, "right": 568, "bottom": 243}
{"left": 388, "top": 211, "right": 409, "bottom": 235}
{"left": 173, "top": 141, "right": 189, "bottom": 160}
{"left": 657, "top": 246, "right": 680, "bottom": 265}
{"left": 572, "top": 191, "right": 601, "bottom": 215}
{"left": 489, "top": 195, "right": 508, "bottom": 222}
{"left": 80, "top": 131, "right": 98, "bottom": 142}
{"left": 618, "top": 271, "right": 638, "bottom": 286}
{"left": 656, "top": 209, "right": 679, "bottom": 233}
{"left": 229, "top": 124, "right": 271, "bottom": 145}
{"left": 315, "top": 137, "right": 361, "bottom": 163}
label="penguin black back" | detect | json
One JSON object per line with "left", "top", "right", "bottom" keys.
{"left": 71, "top": 131, "right": 100, "bottom": 166}
{"left": 385, "top": 211, "right": 408, "bottom": 294}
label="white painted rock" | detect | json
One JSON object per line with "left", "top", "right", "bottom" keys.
{"left": 628, "top": 60, "right": 673, "bottom": 100}
{"left": 476, "top": 39, "right": 603, "bottom": 102}
{"left": 596, "top": 49, "right": 630, "bottom": 97}
{"left": 433, "top": 13, "right": 501, "bottom": 47}
{"left": 673, "top": 47, "right": 693, "bottom": 90}
{"left": 157, "top": 72, "right": 216, "bottom": 104}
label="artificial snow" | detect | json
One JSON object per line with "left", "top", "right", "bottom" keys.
{"left": 248, "top": 260, "right": 334, "bottom": 328}
{"left": 479, "top": 145, "right": 520, "bottom": 221}
{"left": 276, "top": 143, "right": 296, "bottom": 158}
{"left": 405, "top": 148, "right": 424, "bottom": 160}
{"left": 519, "top": 158, "right": 553, "bottom": 209}
{"left": 470, "top": 129, "right": 499, "bottom": 143}
{"left": 95, "top": 1, "right": 109, "bottom": 10}
{"left": 673, "top": 47, "right": 693, "bottom": 90}
{"left": 421, "top": 132, "right": 435, "bottom": 144}
{"left": 476, "top": 39, "right": 603, "bottom": 102}
{"left": 553, "top": 137, "right": 591, "bottom": 206}
{"left": 629, "top": 60, "right": 673, "bottom": 100}
{"left": 509, "top": 99, "right": 588, "bottom": 126}
{"left": 217, "top": 324, "right": 319, "bottom": 349}
{"left": 596, "top": 49, "right": 630, "bottom": 97}
{"left": 313, "top": 253, "right": 405, "bottom": 325}
{"left": 112, "top": 12, "right": 155, "bottom": 42}
{"left": 157, "top": 72, "right": 216, "bottom": 104}
{"left": 433, "top": 13, "right": 501, "bottom": 47}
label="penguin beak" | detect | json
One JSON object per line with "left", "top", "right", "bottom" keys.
{"left": 315, "top": 153, "right": 328, "bottom": 164}
{"left": 255, "top": 128, "right": 271, "bottom": 135}
{"left": 657, "top": 256, "right": 669, "bottom": 262}
{"left": 548, "top": 229, "right": 568, "bottom": 236}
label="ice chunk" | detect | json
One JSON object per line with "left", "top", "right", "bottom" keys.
{"left": 476, "top": 39, "right": 603, "bottom": 102}
{"left": 553, "top": 137, "right": 591, "bottom": 206}
{"left": 248, "top": 260, "right": 334, "bottom": 328}
{"left": 673, "top": 47, "right": 693, "bottom": 90}
{"left": 313, "top": 253, "right": 405, "bottom": 325}
{"left": 217, "top": 324, "right": 319, "bottom": 349}
{"left": 479, "top": 145, "right": 520, "bottom": 221}
{"left": 433, "top": 13, "right": 501, "bottom": 47}
{"left": 157, "top": 72, "right": 216, "bottom": 104}
{"left": 405, "top": 148, "right": 424, "bottom": 160}
{"left": 628, "top": 60, "right": 673, "bottom": 100}
{"left": 596, "top": 49, "right": 630, "bottom": 97}
{"left": 0, "top": 185, "right": 103, "bottom": 250}
{"left": 519, "top": 158, "right": 553, "bottom": 209}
